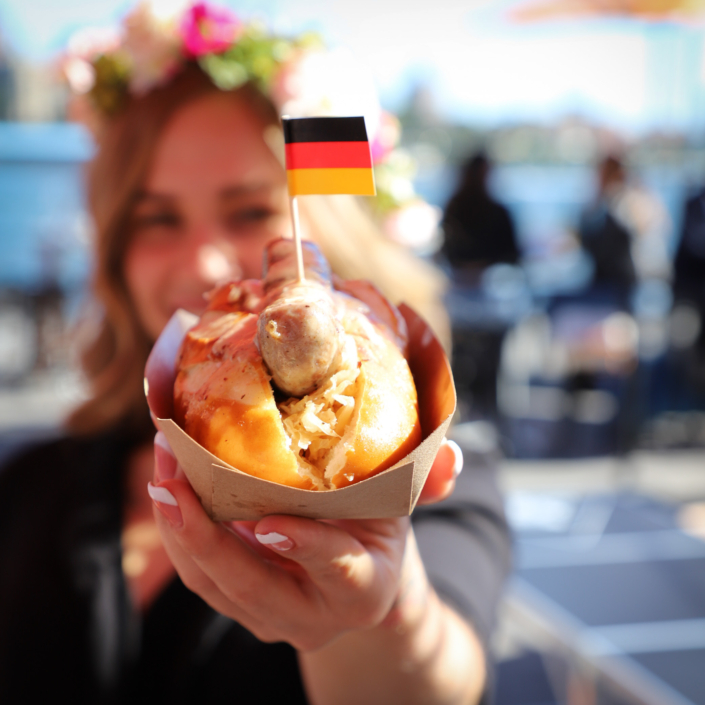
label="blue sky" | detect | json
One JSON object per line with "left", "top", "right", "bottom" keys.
{"left": 1, "top": 0, "right": 704, "bottom": 134}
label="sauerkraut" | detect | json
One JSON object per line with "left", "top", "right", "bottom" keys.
{"left": 278, "top": 338, "right": 360, "bottom": 489}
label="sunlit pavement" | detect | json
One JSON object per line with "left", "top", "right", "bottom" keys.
{"left": 446, "top": 422, "right": 705, "bottom": 704}
{"left": 500, "top": 451, "right": 705, "bottom": 504}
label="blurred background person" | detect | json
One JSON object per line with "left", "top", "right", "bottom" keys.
{"left": 655, "top": 185, "right": 705, "bottom": 414}
{"left": 674, "top": 186, "right": 705, "bottom": 309}
{"left": 442, "top": 150, "right": 520, "bottom": 285}
{"left": 440, "top": 150, "right": 523, "bottom": 423}
{"left": 577, "top": 154, "right": 637, "bottom": 307}
{"left": 579, "top": 153, "right": 672, "bottom": 304}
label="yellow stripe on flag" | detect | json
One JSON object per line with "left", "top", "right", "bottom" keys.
{"left": 287, "top": 168, "right": 376, "bottom": 197}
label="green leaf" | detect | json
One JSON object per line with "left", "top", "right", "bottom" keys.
{"left": 199, "top": 54, "right": 248, "bottom": 90}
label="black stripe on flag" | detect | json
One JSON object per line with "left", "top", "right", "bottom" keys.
{"left": 282, "top": 116, "right": 368, "bottom": 144}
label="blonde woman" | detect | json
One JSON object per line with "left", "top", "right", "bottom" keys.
{"left": 0, "top": 6, "right": 510, "bottom": 703}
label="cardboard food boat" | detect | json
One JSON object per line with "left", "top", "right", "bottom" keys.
{"left": 145, "top": 303, "right": 455, "bottom": 521}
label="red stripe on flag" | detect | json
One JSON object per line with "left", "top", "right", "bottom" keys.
{"left": 285, "top": 141, "right": 372, "bottom": 170}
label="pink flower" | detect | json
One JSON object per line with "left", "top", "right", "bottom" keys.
{"left": 180, "top": 2, "right": 240, "bottom": 58}
{"left": 370, "top": 112, "right": 400, "bottom": 165}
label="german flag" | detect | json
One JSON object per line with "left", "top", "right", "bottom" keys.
{"left": 283, "top": 116, "right": 376, "bottom": 197}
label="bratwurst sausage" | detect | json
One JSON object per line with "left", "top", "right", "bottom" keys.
{"left": 257, "top": 240, "right": 345, "bottom": 397}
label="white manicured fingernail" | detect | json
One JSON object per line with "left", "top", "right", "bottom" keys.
{"left": 256, "top": 532, "right": 294, "bottom": 550}
{"left": 147, "top": 483, "right": 178, "bottom": 506}
{"left": 256, "top": 531, "right": 288, "bottom": 544}
{"left": 446, "top": 439, "right": 463, "bottom": 478}
{"left": 154, "top": 431, "right": 175, "bottom": 456}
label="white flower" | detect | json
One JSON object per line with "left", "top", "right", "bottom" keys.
{"left": 63, "top": 57, "right": 96, "bottom": 94}
{"left": 62, "top": 25, "right": 122, "bottom": 94}
{"left": 67, "top": 26, "right": 122, "bottom": 60}
{"left": 122, "top": 0, "right": 186, "bottom": 95}
{"left": 383, "top": 201, "right": 442, "bottom": 251}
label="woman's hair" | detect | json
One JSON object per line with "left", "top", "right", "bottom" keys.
{"left": 66, "top": 63, "right": 447, "bottom": 436}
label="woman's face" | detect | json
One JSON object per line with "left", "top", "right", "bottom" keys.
{"left": 124, "top": 92, "right": 290, "bottom": 340}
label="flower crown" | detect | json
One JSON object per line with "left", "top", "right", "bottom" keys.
{"left": 61, "top": 1, "right": 440, "bottom": 250}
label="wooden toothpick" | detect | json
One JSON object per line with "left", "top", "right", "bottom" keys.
{"left": 289, "top": 196, "right": 305, "bottom": 283}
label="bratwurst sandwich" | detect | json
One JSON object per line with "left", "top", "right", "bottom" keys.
{"left": 174, "top": 239, "right": 421, "bottom": 490}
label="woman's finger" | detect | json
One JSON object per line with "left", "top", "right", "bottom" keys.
{"left": 153, "top": 511, "right": 274, "bottom": 638}
{"left": 417, "top": 438, "right": 463, "bottom": 506}
{"left": 148, "top": 478, "right": 302, "bottom": 621}
{"left": 153, "top": 431, "right": 189, "bottom": 482}
{"left": 225, "top": 520, "right": 303, "bottom": 570}
{"left": 154, "top": 432, "right": 178, "bottom": 482}
{"left": 150, "top": 481, "right": 400, "bottom": 648}
{"left": 253, "top": 514, "right": 406, "bottom": 624}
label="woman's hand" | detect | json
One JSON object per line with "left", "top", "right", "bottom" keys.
{"left": 150, "top": 435, "right": 485, "bottom": 704}
{"left": 148, "top": 434, "right": 462, "bottom": 651}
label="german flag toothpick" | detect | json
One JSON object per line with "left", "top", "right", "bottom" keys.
{"left": 282, "top": 116, "right": 376, "bottom": 282}
{"left": 283, "top": 116, "right": 376, "bottom": 197}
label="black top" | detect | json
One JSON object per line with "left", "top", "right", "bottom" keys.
{"left": 0, "top": 431, "right": 511, "bottom": 704}
{"left": 442, "top": 192, "right": 519, "bottom": 268}
{"left": 578, "top": 204, "right": 636, "bottom": 299}
{"left": 674, "top": 188, "right": 705, "bottom": 306}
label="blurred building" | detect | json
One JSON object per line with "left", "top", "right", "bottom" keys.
{"left": 0, "top": 33, "right": 66, "bottom": 122}
{"left": 0, "top": 35, "right": 13, "bottom": 119}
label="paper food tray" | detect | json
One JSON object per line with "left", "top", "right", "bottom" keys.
{"left": 145, "top": 303, "right": 456, "bottom": 521}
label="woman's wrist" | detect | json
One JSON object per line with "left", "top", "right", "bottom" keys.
{"left": 380, "top": 529, "right": 433, "bottom": 634}
{"left": 297, "top": 527, "right": 487, "bottom": 705}
{"left": 379, "top": 528, "right": 487, "bottom": 703}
